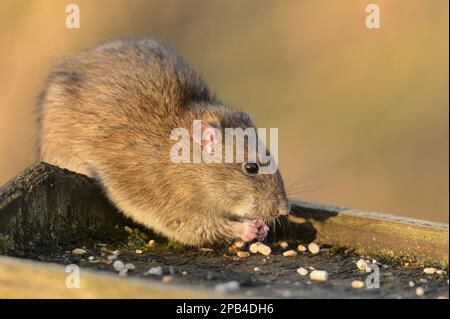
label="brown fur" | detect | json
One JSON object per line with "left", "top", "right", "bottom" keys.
{"left": 37, "top": 38, "right": 289, "bottom": 246}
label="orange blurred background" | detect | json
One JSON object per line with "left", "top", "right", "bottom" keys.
{"left": 0, "top": 0, "right": 448, "bottom": 222}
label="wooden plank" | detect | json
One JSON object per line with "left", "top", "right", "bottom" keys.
{"left": 0, "top": 255, "right": 215, "bottom": 298}
{"left": 1, "top": 162, "right": 448, "bottom": 266}
{"left": 288, "top": 200, "right": 449, "bottom": 266}
{"left": 0, "top": 162, "right": 133, "bottom": 256}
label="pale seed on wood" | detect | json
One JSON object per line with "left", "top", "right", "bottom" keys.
{"left": 233, "top": 240, "right": 245, "bottom": 249}
{"left": 356, "top": 259, "right": 369, "bottom": 271}
{"left": 416, "top": 287, "right": 425, "bottom": 297}
{"left": 308, "top": 243, "right": 320, "bottom": 254}
{"left": 282, "top": 250, "right": 297, "bottom": 257}
{"left": 113, "top": 260, "right": 125, "bottom": 272}
{"left": 71, "top": 248, "right": 86, "bottom": 255}
{"left": 279, "top": 241, "right": 289, "bottom": 250}
{"left": 351, "top": 280, "right": 364, "bottom": 289}
{"left": 310, "top": 270, "right": 328, "bottom": 281}
{"left": 296, "top": 267, "right": 308, "bottom": 276}
{"left": 237, "top": 251, "right": 250, "bottom": 258}
{"left": 249, "top": 242, "right": 262, "bottom": 254}
{"left": 257, "top": 243, "right": 272, "bottom": 256}
{"left": 423, "top": 267, "right": 436, "bottom": 275}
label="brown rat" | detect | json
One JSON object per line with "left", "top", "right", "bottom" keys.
{"left": 37, "top": 38, "right": 290, "bottom": 246}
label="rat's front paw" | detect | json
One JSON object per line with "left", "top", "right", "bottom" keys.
{"left": 233, "top": 220, "right": 267, "bottom": 242}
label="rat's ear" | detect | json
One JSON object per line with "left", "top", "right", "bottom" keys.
{"left": 192, "top": 120, "right": 221, "bottom": 153}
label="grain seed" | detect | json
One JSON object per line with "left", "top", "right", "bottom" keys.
{"left": 416, "top": 287, "right": 425, "bottom": 297}
{"left": 71, "top": 248, "right": 86, "bottom": 255}
{"left": 356, "top": 259, "right": 369, "bottom": 272}
{"left": 113, "top": 260, "right": 125, "bottom": 272}
{"left": 282, "top": 250, "right": 297, "bottom": 257}
{"left": 296, "top": 267, "right": 308, "bottom": 276}
{"left": 351, "top": 280, "right": 364, "bottom": 289}
{"left": 237, "top": 251, "right": 250, "bottom": 258}
{"left": 423, "top": 267, "right": 437, "bottom": 275}
{"left": 310, "top": 270, "right": 328, "bottom": 281}
{"left": 308, "top": 243, "right": 320, "bottom": 254}
{"left": 256, "top": 243, "right": 271, "bottom": 256}
{"left": 249, "top": 242, "right": 262, "bottom": 254}
{"left": 279, "top": 241, "right": 289, "bottom": 250}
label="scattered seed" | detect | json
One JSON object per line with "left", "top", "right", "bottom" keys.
{"left": 147, "top": 240, "right": 156, "bottom": 248}
{"left": 436, "top": 270, "right": 446, "bottom": 275}
{"left": 182, "top": 271, "right": 188, "bottom": 276}
{"left": 408, "top": 281, "right": 415, "bottom": 287}
{"left": 351, "top": 280, "right": 364, "bottom": 289}
{"left": 135, "top": 249, "right": 143, "bottom": 254}
{"left": 254, "top": 267, "right": 261, "bottom": 272}
{"left": 356, "top": 259, "right": 369, "bottom": 272}
{"left": 162, "top": 275, "right": 173, "bottom": 284}
{"left": 296, "top": 267, "right": 308, "bottom": 276}
{"left": 147, "top": 266, "right": 163, "bottom": 276}
{"left": 279, "top": 241, "right": 289, "bottom": 250}
{"left": 282, "top": 250, "right": 297, "bottom": 257}
{"left": 249, "top": 242, "right": 262, "bottom": 254}
{"left": 308, "top": 243, "right": 320, "bottom": 254}
{"left": 214, "top": 281, "right": 240, "bottom": 294}
{"left": 237, "top": 251, "right": 250, "bottom": 258}
{"left": 423, "top": 267, "right": 437, "bottom": 275}
{"left": 71, "top": 248, "right": 86, "bottom": 255}
{"left": 125, "top": 263, "right": 136, "bottom": 271}
{"left": 113, "top": 260, "right": 125, "bottom": 272}
{"left": 233, "top": 240, "right": 245, "bottom": 249}
{"left": 257, "top": 243, "right": 272, "bottom": 256}
{"left": 310, "top": 270, "right": 328, "bottom": 281}
{"left": 88, "top": 256, "right": 95, "bottom": 261}
{"left": 416, "top": 287, "right": 425, "bottom": 297}
{"left": 297, "top": 244, "right": 307, "bottom": 253}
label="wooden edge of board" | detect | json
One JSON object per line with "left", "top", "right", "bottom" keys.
{"left": 289, "top": 199, "right": 449, "bottom": 266}
{"left": 0, "top": 255, "right": 222, "bottom": 299}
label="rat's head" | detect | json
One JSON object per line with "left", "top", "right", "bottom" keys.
{"left": 174, "top": 106, "right": 291, "bottom": 224}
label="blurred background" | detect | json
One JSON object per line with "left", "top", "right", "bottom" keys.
{"left": 0, "top": 0, "right": 448, "bottom": 222}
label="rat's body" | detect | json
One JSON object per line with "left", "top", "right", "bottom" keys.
{"left": 37, "top": 38, "right": 289, "bottom": 246}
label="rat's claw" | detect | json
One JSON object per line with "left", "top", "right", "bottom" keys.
{"left": 257, "top": 224, "right": 269, "bottom": 240}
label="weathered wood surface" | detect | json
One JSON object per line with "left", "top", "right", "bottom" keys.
{"left": 1, "top": 161, "right": 448, "bottom": 266}
{"left": 0, "top": 162, "right": 132, "bottom": 256}
{"left": 288, "top": 200, "right": 449, "bottom": 266}
{"left": 0, "top": 162, "right": 448, "bottom": 299}
{"left": 0, "top": 255, "right": 215, "bottom": 298}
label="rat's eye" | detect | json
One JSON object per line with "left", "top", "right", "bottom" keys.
{"left": 243, "top": 162, "right": 259, "bottom": 175}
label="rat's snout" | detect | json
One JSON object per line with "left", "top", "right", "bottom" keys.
{"left": 277, "top": 200, "right": 291, "bottom": 216}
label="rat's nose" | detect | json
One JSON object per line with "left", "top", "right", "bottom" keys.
{"left": 277, "top": 201, "right": 291, "bottom": 216}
